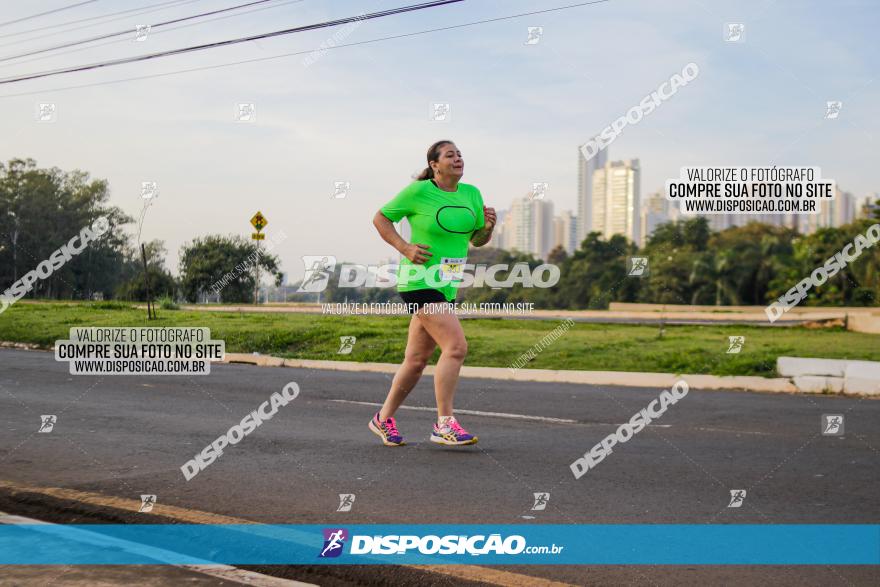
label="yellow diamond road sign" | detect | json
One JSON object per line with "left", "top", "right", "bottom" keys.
{"left": 250, "top": 211, "right": 267, "bottom": 232}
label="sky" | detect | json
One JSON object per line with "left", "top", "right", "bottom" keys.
{"left": 1, "top": 0, "right": 877, "bottom": 281}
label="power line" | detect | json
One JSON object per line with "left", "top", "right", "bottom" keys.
{"left": 0, "top": 0, "right": 611, "bottom": 96}
{"left": 0, "top": 0, "right": 465, "bottom": 84}
{"left": 0, "top": 1, "right": 100, "bottom": 29}
{"left": 0, "top": 0, "right": 306, "bottom": 70}
{"left": 0, "top": 0, "right": 284, "bottom": 63}
{"left": 0, "top": 0, "right": 203, "bottom": 42}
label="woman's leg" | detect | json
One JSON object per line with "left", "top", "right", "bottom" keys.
{"left": 413, "top": 304, "right": 467, "bottom": 418}
{"left": 378, "top": 313, "right": 437, "bottom": 421}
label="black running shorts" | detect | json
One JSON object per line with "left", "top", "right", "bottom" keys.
{"left": 399, "top": 288, "right": 452, "bottom": 314}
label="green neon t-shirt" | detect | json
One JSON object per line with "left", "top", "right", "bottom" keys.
{"left": 380, "top": 179, "right": 485, "bottom": 302}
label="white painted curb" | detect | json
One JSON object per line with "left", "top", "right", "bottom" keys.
{"left": 777, "top": 356, "right": 880, "bottom": 395}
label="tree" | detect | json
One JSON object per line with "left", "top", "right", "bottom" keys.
{"left": 548, "top": 232, "right": 639, "bottom": 309}
{"left": 769, "top": 219, "right": 879, "bottom": 307}
{"left": 0, "top": 158, "right": 131, "bottom": 300}
{"left": 688, "top": 222, "right": 795, "bottom": 306}
{"left": 547, "top": 245, "right": 568, "bottom": 266}
{"left": 114, "top": 240, "right": 178, "bottom": 301}
{"left": 689, "top": 247, "right": 740, "bottom": 305}
{"left": 638, "top": 217, "right": 711, "bottom": 305}
{"left": 179, "top": 235, "right": 280, "bottom": 303}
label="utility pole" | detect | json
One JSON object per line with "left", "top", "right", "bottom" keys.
{"left": 141, "top": 242, "right": 156, "bottom": 319}
{"left": 253, "top": 238, "right": 261, "bottom": 305}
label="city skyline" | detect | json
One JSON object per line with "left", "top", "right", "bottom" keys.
{"left": 487, "top": 146, "right": 867, "bottom": 260}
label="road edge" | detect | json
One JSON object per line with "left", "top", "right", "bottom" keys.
{"left": 2, "top": 342, "right": 874, "bottom": 397}
{"left": 222, "top": 353, "right": 850, "bottom": 396}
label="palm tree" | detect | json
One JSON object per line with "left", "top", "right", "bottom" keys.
{"left": 688, "top": 249, "right": 740, "bottom": 305}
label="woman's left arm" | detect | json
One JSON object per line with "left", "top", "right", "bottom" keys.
{"left": 470, "top": 206, "right": 496, "bottom": 247}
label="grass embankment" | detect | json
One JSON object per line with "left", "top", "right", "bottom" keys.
{"left": 1, "top": 302, "right": 878, "bottom": 377}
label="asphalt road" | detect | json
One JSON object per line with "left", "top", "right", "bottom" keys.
{"left": 1, "top": 348, "right": 878, "bottom": 586}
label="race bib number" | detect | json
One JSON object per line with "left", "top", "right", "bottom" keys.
{"left": 439, "top": 257, "right": 467, "bottom": 281}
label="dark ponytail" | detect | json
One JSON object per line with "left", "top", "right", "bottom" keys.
{"left": 414, "top": 139, "right": 454, "bottom": 180}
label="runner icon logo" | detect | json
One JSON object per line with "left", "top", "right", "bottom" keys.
{"left": 724, "top": 23, "right": 745, "bottom": 42}
{"left": 319, "top": 528, "right": 348, "bottom": 558}
{"left": 337, "top": 494, "right": 355, "bottom": 512}
{"left": 430, "top": 103, "right": 450, "bottom": 122}
{"left": 727, "top": 336, "right": 745, "bottom": 354}
{"left": 139, "top": 494, "right": 156, "bottom": 513}
{"left": 236, "top": 103, "right": 256, "bottom": 123}
{"left": 822, "top": 414, "right": 844, "bottom": 436}
{"left": 38, "top": 415, "right": 57, "bottom": 433}
{"left": 298, "top": 256, "right": 337, "bottom": 292}
{"left": 37, "top": 103, "right": 56, "bottom": 122}
{"left": 728, "top": 489, "right": 746, "bottom": 508}
{"left": 524, "top": 27, "right": 543, "bottom": 45}
{"left": 531, "top": 492, "right": 549, "bottom": 511}
{"left": 628, "top": 257, "right": 649, "bottom": 277}
{"left": 530, "top": 182, "right": 548, "bottom": 200}
{"left": 337, "top": 336, "right": 356, "bottom": 354}
{"left": 825, "top": 101, "right": 842, "bottom": 119}
{"left": 141, "top": 181, "right": 159, "bottom": 199}
{"left": 332, "top": 181, "right": 350, "bottom": 199}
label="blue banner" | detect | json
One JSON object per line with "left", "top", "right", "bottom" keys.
{"left": 0, "top": 524, "right": 877, "bottom": 565}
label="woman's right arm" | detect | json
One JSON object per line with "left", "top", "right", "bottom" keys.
{"left": 372, "top": 211, "right": 432, "bottom": 264}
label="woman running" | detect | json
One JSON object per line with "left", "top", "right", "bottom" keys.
{"left": 371, "top": 140, "right": 496, "bottom": 447}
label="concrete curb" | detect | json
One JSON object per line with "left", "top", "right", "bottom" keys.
{"left": 778, "top": 356, "right": 880, "bottom": 395}
{"left": 0, "top": 341, "right": 42, "bottom": 350}
{"left": 223, "top": 353, "right": 802, "bottom": 394}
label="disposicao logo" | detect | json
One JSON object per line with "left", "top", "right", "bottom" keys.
{"left": 319, "top": 528, "right": 348, "bottom": 558}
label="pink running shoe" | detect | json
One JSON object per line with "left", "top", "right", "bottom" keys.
{"left": 431, "top": 416, "right": 478, "bottom": 446}
{"left": 368, "top": 411, "right": 405, "bottom": 446}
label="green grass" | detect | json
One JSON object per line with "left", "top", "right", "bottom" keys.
{"left": 2, "top": 301, "right": 878, "bottom": 377}
{"left": 158, "top": 296, "right": 180, "bottom": 310}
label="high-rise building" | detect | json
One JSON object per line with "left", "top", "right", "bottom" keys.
{"left": 536, "top": 199, "right": 555, "bottom": 260}
{"left": 508, "top": 196, "right": 555, "bottom": 259}
{"left": 590, "top": 159, "right": 641, "bottom": 244}
{"left": 640, "top": 191, "right": 676, "bottom": 246}
{"left": 796, "top": 187, "right": 855, "bottom": 234}
{"left": 552, "top": 210, "right": 578, "bottom": 255}
{"left": 834, "top": 189, "right": 856, "bottom": 226}
{"left": 859, "top": 193, "right": 880, "bottom": 219}
{"left": 488, "top": 209, "right": 508, "bottom": 249}
{"left": 577, "top": 142, "right": 607, "bottom": 243}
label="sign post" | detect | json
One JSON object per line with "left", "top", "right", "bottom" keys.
{"left": 141, "top": 243, "right": 156, "bottom": 319}
{"left": 250, "top": 212, "right": 268, "bottom": 304}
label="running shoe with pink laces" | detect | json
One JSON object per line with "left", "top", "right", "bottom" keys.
{"left": 431, "top": 416, "right": 478, "bottom": 446}
{"left": 368, "top": 411, "right": 405, "bottom": 446}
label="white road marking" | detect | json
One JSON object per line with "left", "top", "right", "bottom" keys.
{"left": 329, "top": 399, "right": 578, "bottom": 424}
{"left": 330, "top": 399, "right": 673, "bottom": 427}
{"left": 330, "top": 399, "right": 677, "bottom": 429}
{"left": 695, "top": 426, "right": 775, "bottom": 436}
